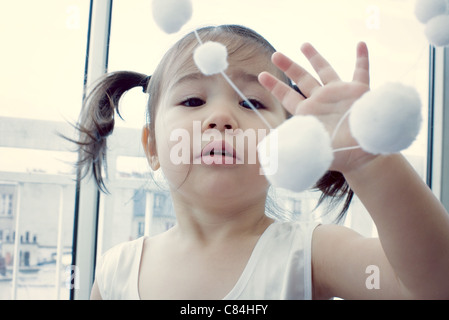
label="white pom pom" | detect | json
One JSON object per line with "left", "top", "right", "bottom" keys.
{"left": 425, "top": 14, "right": 449, "bottom": 46}
{"left": 415, "top": 0, "right": 448, "bottom": 24}
{"left": 193, "top": 41, "right": 229, "bottom": 75}
{"left": 349, "top": 83, "right": 422, "bottom": 155}
{"left": 152, "top": 0, "right": 192, "bottom": 34}
{"left": 258, "top": 116, "right": 334, "bottom": 193}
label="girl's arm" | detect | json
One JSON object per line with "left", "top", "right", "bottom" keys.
{"left": 346, "top": 153, "right": 449, "bottom": 299}
{"left": 259, "top": 43, "right": 449, "bottom": 299}
{"left": 313, "top": 154, "right": 449, "bottom": 299}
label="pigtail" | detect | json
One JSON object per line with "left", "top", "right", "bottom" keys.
{"left": 314, "top": 171, "right": 354, "bottom": 223}
{"left": 72, "top": 71, "right": 150, "bottom": 192}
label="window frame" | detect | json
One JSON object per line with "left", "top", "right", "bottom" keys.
{"left": 71, "top": 0, "right": 113, "bottom": 300}
{"left": 427, "top": 46, "right": 449, "bottom": 208}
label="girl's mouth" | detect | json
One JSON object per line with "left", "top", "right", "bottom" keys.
{"left": 199, "top": 140, "right": 241, "bottom": 165}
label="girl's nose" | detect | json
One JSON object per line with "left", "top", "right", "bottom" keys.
{"left": 207, "top": 121, "right": 233, "bottom": 130}
{"left": 203, "top": 108, "right": 238, "bottom": 132}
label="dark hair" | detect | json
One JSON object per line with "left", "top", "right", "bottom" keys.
{"left": 71, "top": 24, "right": 353, "bottom": 220}
{"left": 70, "top": 71, "right": 149, "bottom": 192}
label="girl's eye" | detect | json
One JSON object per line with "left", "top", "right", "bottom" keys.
{"left": 180, "top": 97, "right": 205, "bottom": 107}
{"left": 239, "top": 99, "right": 266, "bottom": 110}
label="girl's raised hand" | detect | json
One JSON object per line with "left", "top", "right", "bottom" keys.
{"left": 258, "top": 42, "right": 376, "bottom": 174}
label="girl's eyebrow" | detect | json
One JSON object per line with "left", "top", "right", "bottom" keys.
{"left": 230, "top": 70, "right": 260, "bottom": 85}
{"left": 169, "top": 70, "right": 261, "bottom": 91}
{"left": 169, "top": 72, "right": 205, "bottom": 91}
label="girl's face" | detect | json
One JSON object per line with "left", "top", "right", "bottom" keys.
{"left": 148, "top": 41, "right": 287, "bottom": 202}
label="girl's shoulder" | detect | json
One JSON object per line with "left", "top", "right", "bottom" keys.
{"left": 257, "top": 219, "right": 321, "bottom": 257}
{"left": 100, "top": 236, "right": 146, "bottom": 263}
{"left": 95, "top": 237, "right": 146, "bottom": 299}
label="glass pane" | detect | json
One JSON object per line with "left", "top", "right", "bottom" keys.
{"left": 0, "top": 1, "right": 89, "bottom": 299}
{"left": 97, "top": 0, "right": 429, "bottom": 257}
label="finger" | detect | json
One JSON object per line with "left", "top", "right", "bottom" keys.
{"left": 301, "top": 43, "right": 341, "bottom": 84}
{"left": 352, "top": 42, "right": 370, "bottom": 85}
{"left": 271, "top": 51, "right": 321, "bottom": 97}
{"left": 258, "top": 71, "right": 305, "bottom": 115}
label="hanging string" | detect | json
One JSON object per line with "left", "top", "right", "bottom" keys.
{"left": 219, "top": 71, "right": 273, "bottom": 130}
{"left": 193, "top": 29, "right": 203, "bottom": 45}
{"left": 330, "top": 106, "right": 362, "bottom": 153}
{"left": 193, "top": 29, "right": 273, "bottom": 130}
{"left": 333, "top": 145, "right": 361, "bottom": 153}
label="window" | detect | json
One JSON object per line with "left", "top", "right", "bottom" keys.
{"left": 133, "top": 189, "right": 146, "bottom": 217}
{"left": 0, "top": 1, "right": 89, "bottom": 299}
{"left": 0, "top": 190, "right": 14, "bottom": 217}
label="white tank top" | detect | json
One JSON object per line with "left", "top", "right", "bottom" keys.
{"left": 95, "top": 220, "right": 319, "bottom": 300}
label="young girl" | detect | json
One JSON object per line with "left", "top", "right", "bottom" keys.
{"left": 77, "top": 25, "right": 449, "bottom": 299}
